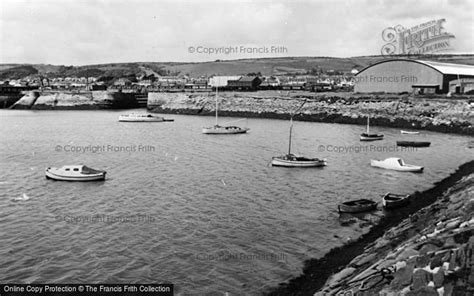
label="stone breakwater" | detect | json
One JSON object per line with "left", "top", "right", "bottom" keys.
{"left": 265, "top": 161, "right": 474, "bottom": 296}
{"left": 148, "top": 91, "right": 474, "bottom": 135}
{"left": 11, "top": 91, "right": 138, "bottom": 110}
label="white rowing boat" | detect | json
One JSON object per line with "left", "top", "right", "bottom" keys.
{"left": 400, "top": 130, "right": 420, "bottom": 135}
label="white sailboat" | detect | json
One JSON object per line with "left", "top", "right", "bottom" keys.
{"left": 360, "top": 116, "right": 384, "bottom": 141}
{"left": 271, "top": 103, "right": 326, "bottom": 167}
{"left": 118, "top": 113, "right": 174, "bottom": 122}
{"left": 202, "top": 87, "right": 249, "bottom": 134}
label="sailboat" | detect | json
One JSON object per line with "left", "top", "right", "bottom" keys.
{"left": 202, "top": 87, "right": 249, "bottom": 134}
{"left": 360, "top": 116, "right": 384, "bottom": 141}
{"left": 271, "top": 109, "right": 326, "bottom": 167}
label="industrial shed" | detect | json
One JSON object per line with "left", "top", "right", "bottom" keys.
{"left": 354, "top": 59, "right": 474, "bottom": 94}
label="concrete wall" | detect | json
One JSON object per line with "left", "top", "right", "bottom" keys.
{"left": 11, "top": 91, "right": 137, "bottom": 109}
{"left": 354, "top": 60, "right": 444, "bottom": 93}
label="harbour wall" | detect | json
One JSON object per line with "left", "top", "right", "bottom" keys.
{"left": 10, "top": 91, "right": 138, "bottom": 110}
{"left": 147, "top": 91, "right": 474, "bottom": 135}
{"left": 0, "top": 94, "right": 24, "bottom": 108}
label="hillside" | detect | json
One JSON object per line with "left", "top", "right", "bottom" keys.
{"left": 1, "top": 54, "right": 474, "bottom": 79}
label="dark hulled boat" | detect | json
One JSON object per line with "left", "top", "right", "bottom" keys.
{"left": 396, "top": 141, "right": 431, "bottom": 147}
{"left": 338, "top": 199, "right": 377, "bottom": 213}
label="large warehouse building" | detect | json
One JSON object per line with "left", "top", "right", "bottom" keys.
{"left": 354, "top": 59, "right": 474, "bottom": 94}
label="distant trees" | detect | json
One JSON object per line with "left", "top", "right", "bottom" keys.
{"left": 0, "top": 65, "right": 38, "bottom": 80}
{"left": 74, "top": 68, "right": 105, "bottom": 78}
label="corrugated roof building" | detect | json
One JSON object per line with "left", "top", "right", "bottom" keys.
{"left": 354, "top": 59, "right": 474, "bottom": 94}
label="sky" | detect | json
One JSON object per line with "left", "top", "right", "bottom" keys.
{"left": 0, "top": 0, "right": 473, "bottom": 65}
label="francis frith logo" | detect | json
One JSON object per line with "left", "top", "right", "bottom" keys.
{"left": 381, "top": 19, "right": 455, "bottom": 56}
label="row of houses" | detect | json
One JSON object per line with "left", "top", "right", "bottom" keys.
{"left": 3, "top": 73, "right": 355, "bottom": 93}
{"left": 109, "top": 75, "right": 354, "bottom": 92}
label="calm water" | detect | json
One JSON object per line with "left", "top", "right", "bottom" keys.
{"left": 0, "top": 109, "right": 472, "bottom": 295}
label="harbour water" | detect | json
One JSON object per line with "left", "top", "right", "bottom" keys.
{"left": 0, "top": 110, "right": 472, "bottom": 295}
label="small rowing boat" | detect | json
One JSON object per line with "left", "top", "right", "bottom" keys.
{"left": 382, "top": 193, "right": 410, "bottom": 209}
{"left": 338, "top": 199, "right": 377, "bottom": 213}
{"left": 400, "top": 130, "right": 420, "bottom": 135}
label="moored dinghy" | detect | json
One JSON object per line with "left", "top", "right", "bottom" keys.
{"left": 382, "top": 193, "right": 410, "bottom": 209}
{"left": 338, "top": 199, "right": 377, "bottom": 213}
{"left": 45, "top": 165, "right": 106, "bottom": 181}
{"left": 370, "top": 157, "right": 423, "bottom": 172}
{"left": 401, "top": 130, "right": 420, "bottom": 135}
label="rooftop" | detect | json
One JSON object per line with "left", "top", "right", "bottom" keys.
{"left": 416, "top": 60, "right": 474, "bottom": 76}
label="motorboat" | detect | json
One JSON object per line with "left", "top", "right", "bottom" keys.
{"left": 401, "top": 130, "right": 420, "bottom": 135}
{"left": 271, "top": 101, "right": 326, "bottom": 167}
{"left": 338, "top": 199, "right": 377, "bottom": 213}
{"left": 360, "top": 116, "right": 384, "bottom": 141}
{"left": 396, "top": 141, "right": 431, "bottom": 147}
{"left": 271, "top": 154, "right": 326, "bottom": 167}
{"left": 45, "top": 165, "right": 106, "bottom": 181}
{"left": 370, "top": 157, "right": 423, "bottom": 172}
{"left": 202, "top": 87, "right": 249, "bottom": 134}
{"left": 382, "top": 193, "right": 410, "bottom": 209}
{"left": 118, "top": 114, "right": 174, "bottom": 122}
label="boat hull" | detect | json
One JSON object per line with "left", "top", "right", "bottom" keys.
{"left": 338, "top": 199, "right": 377, "bottom": 213}
{"left": 396, "top": 141, "right": 431, "bottom": 147}
{"left": 382, "top": 193, "right": 410, "bottom": 209}
{"left": 45, "top": 169, "right": 106, "bottom": 181}
{"left": 401, "top": 130, "right": 420, "bottom": 134}
{"left": 202, "top": 126, "right": 249, "bottom": 134}
{"left": 119, "top": 117, "right": 164, "bottom": 122}
{"left": 370, "top": 160, "right": 423, "bottom": 172}
{"left": 360, "top": 133, "right": 384, "bottom": 141}
{"left": 271, "top": 157, "right": 326, "bottom": 167}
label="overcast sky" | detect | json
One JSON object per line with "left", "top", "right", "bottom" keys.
{"left": 1, "top": 0, "right": 472, "bottom": 65}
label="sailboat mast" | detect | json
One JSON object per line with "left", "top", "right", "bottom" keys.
{"left": 215, "top": 87, "right": 218, "bottom": 126}
{"left": 367, "top": 116, "right": 370, "bottom": 134}
{"left": 288, "top": 117, "right": 293, "bottom": 155}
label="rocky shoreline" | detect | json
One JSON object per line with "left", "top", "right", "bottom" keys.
{"left": 148, "top": 91, "right": 474, "bottom": 135}
{"left": 10, "top": 90, "right": 138, "bottom": 109}
{"left": 264, "top": 160, "right": 474, "bottom": 296}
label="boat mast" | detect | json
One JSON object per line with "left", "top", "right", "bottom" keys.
{"left": 215, "top": 87, "right": 218, "bottom": 126}
{"left": 366, "top": 116, "right": 370, "bottom": 134}
{"left": 288, "top": 116, "right": 293, "bottom": 155}
{"left": 287, "top": 100, "right": 306, "bottom": 155}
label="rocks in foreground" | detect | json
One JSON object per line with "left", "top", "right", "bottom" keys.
{"left": 315, "top": 173, "right": 474, "bottom": 296}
